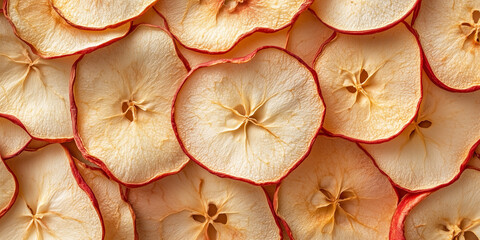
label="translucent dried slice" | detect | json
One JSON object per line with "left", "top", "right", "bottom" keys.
{"left": 0, "top": 14, "right": 75, "bottom": 141}
{"left": 132, "top": 7, "right": 166, "bottom": 27}
{"left": 156, "top": 0, "right": 310, "bottom": 53}
{"left": 393, "top": 169, "right": 480, "bottom": 240}
{"left": 275, "top": 135, "right": 397, "bottom": 239}
{"left": 0, "top": 144, "right": 103, "bottom": 239}
{"left": 286, "top": 9, "right": 333, "bottom": 66}
{"left": 51, "top": 0, "right": 156, "bottom": 29}
{"left": 74, "top": 159, "right": 135, "bottom": 240}
{"left": 128, "top": 162, "right": 280, "bottom": 240}
{"left": 314, "top": 23, "right": 422, "bottom": 143}
{"left": 0, "top": 155, "right": 17, "bottom": 218}
{"left": 413, "top": 0, "right": 480, "bottom": 91}
{"left": 63, "top": 141, "right": 98, "bottom": 168}
{"left": 361, "top": 74, "right": 480, "bottom": 192}
{"left": 24, "top": 140, "right": 50, "bottom": 151}
{"left": 311, "top": 0, "right": 418, "bottom": 33}
{"left": 5, "top": 0, "right": 130, "bottom": 58}
{"left": 173, "top": 47, "right": 324, "bottom": 184}
{"left": 72, "top": 25, "right": 189, "bottom": 186}
{"left": 0, "top": 117, "right": 30, "bottom": 159}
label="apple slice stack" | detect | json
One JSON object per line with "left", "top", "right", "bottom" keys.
{"left": 0, "top": 0, "right": 480, "bottom": 239}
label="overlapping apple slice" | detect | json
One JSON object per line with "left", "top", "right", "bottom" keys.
{"left": 468, "top": 146, "right": 480, "bottom": 169}
{"left": 275, "top": 135, "right": 397, "bottom": 239}
{"left": 286, "top": 9, "right": 333, "bottom": 66}
{"left": 310, "top": 0, "right": 418, "bottom": 34}
{"left": 0, "top": 117, "right": 30, "bottom": 159}
{"left": 128, "top": 162, "right": 281, "bottom": 239}
{"left": 173, "top": 47, "right": 324, "bottom": 184}
{"left": 361, "top": 73, "right": 480, "bottom": 192}
{"left": 413, "top": 0, "right": 480, "bottom": 92}
{"left": 0, "top": 144, "right": 103, "bottom": 239}
{"left": 72, "top": 25, "right": 190, "bottom": 186}
{"left": 155, "top": 0, "right": 311, "bottom": 53}
{"left": 0, "top": 155, "right": 17, "bottom": 218}
{"left": 314, "top": 23, "right": 422, "bottom": 143}
{"left": 391, "top": 168, "right": 480, "bottom": 240}
{"left": 5, "top": 0, "right": 130, "bottom": 58}
{"left": 132, "top": 7, "right": 165, "bottom": 27}
{"left": 0, "top": 14, "right": 75, "bottom": 142}
{"left": 73, "top": 158, "right": 136, "bottom": 240}
{"left": 50, "top": 0, "right": 156, "bottom": 29}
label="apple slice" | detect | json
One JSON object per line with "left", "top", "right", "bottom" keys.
{"left": 24, "top": 140, "right": 50, "bottom": 151}
{"left": 310, "top": 0, "right": 418, "bottom": 34}
{"left": 63, "top": 141, "right": 98, "bottom": 168}
{"left": 132, "top": 7, "right": 166, "bottom": 28}
{"left": 0, "top": 117, "right": 30, "bottom": 159}
{"left": 275, "top": 135, "right": 397, "bottom": 239}
{"left": 73, "top": 158, "right": 136, "bottom": 240}
{"left": 361, "top": 73, "right": 480, "bottom": 192}
{"left": 391, "top": 168, "right": 480, "bottom": 240}
{"left": 286, "top": 9, "right": 334, "bottom": 66}
{"left": 72, "top": 25, "right": 190, "bottom": 186}
{"left": 468, "top": 146, "right": 480, "bottom": 170}
{"left": 0, "top": 144, "right": 103, "bottom": 239}
{"left": 155, "top": 0, "right": 311, "bottom": 53}
{"left": 50, "top": 0, "right": 156, "bottom": 29}
{"left": 0, "top": 155, "right": 17, "bottom": 218}
{"left": 5, "top": 0, "right": 130, "bottom": 58}
{"left": 413, "top": 0, "right": 480, "bottom": 92}
{"left": 173, "top": 47, "right": 324, "bottom": 184}
{"left": 313, "top": 23, "right": 422, "bottom": 143}
{"left": 128, "top": 162, "right": 281, "bottom": 239}
{"left": 0, "top": 14, "right": 75, "bottom": 142}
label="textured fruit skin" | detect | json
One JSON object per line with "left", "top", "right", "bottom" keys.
{"left": 389, "top": 192, "right": 430, "bottom": 240}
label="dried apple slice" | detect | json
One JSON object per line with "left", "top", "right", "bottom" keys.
{"left": 5, "top": 0, "right": 130, "bottom": 58}
{"left": 286, "top": 9, "right": 334, "bottom": 66}
{"left": 24, "top": 140, "right": 50, "bottom": 151}
{"left": 173, "top": 47, "right": 324, "bottom": 184}
{"left": 275, "top": 135, "right": 397, "bottom": 239}
{"left": 51, "top": 0, "right": 156, "bottom": 29}
{"left": 314, "top": 23, "right": 422, "bottom": 143}
{"left": 310, "top": 0, "right": 418, "bottom": 34}
{"left": 0, "top": 14, "right": 75, "bottom": 142}
{"left": 0, "top": 117, "right": 30, "bottom": 159}
{"left": 0, "top": 144, "right": 103, "bottom": 239}
{"left": 128, "top": 162, "right": 281, "bottom": 239}
{"left": 0, "top": 155, "right": 17, "bottom": 218}
{"left": 73, "top": 158, "right": 136, "bottom": 240}
{"left": 361, "top": 73, "right": 480, "bottom": 192}
{"left": 468, "top": 146, "right": 480, "bottom": 170}
{"left": 413, "top": 0, "right": 480, "bottom": 92}
{"left": 155, "top": 0, "right": 311, "bottom": 53}
{"left": 132, "top": 7, "right": 166, "bottom": 27}
{"left": 72, "top": 25, "right": 190, "bottom": 186}
{"left": 391, "top": 168, "right": 480, "bottom": 240}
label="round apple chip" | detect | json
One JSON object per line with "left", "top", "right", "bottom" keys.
{"left": 0, "top": 155, "right": 17, "bottom": 218}
{"left": 155, "top": 0, "right": 311, "bottom": 53}
{"left": 0, "top": 117, "right": 30, "bottom": 159}
{"left": 72, "top": 25, "right": 190, "bottom": 186}
{"left": 392, "top": 168, "right": 480, "bottom": 240}
{"left": 275, "top": 135, "right": 397, "bottom": 239}
{"left": 413, "top": 0, "right": 480, "bottom": 92}
{"left": 314, "top": 23, "right": 422, "bottom": 143}
{"left": 310, "top": 0, "right": 418, "bottom": 33}
{"left": 5, "top": 0, "right": 130, "bottom": 58}
{"left": 173, "top": 47, "right": 324, "bottom": 184}
{"left": 128, "top": 162, "right": 281, "bottom": 240}
{"left": 361, "top": 73, "right": 480, "bottom": 192}
{"left": 50, "top": 0, "right": 157, "bottom": 29}
{"left": 0, "top": 14, "right": 75, "bottom": 142}
{"left": 0, "top": 144, "right": 103, "bottom": 239}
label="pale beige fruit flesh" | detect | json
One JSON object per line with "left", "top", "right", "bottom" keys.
{"left": 286, "top": 9, "right": 333, "bottom": 66}
{"left": 413, "top": 0, "right": 480, "bottom": 91}
{"left": 6, "top": 0, "right": 130, "bottom": 58}
{"left": 173, "top": 47, "right": 324, "bottom": 184}
{"left": 0, "top": 117, "right": 30, "bottom": 159}
{"left": 128, "top": 162, "right": 280, "bottom": 240}
{"left": 24, "top": 140, "right": 50, "bottom": 151}
{"left": 0, "top": 155, "right": 16, "bottom": 218}
{"left": 63, "top": 141, "right": 98, "bottom": 168}
{"left": 73, "top": 25, "right": 189, "bottom": 185}
{"left": 361, "top": 73, "right": 480, "bottom": 192}
{"left": 468, "top": 146, "right": 480, "bottom": 169}
{"left": 311, "top": 0, "right": 417, "bottom": 33}
{"left": 132, "top": 7, "right": 166, "bottom": 27}
{"left": 314, "top": 23, "right": 422, "bottom": 142}
{"left": 404, "top": 169, "right": 480, "bottom": 240}
{"left": 275, "top": 135, "right": 397, "bottom": 240}
{"left": 51, "top": 0, "right": 156, "bottom": 29}
{"left": 0, "top": 144, "right": 103, "bottom": 239}
{"left": 156, "top": 0, "right": 309, "bottom": 52}
{"left": 74, "top": 159, "right": 135, "bottom": 240}
{"left": 0, "top": 14, "right": 75, "bottom": 141}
